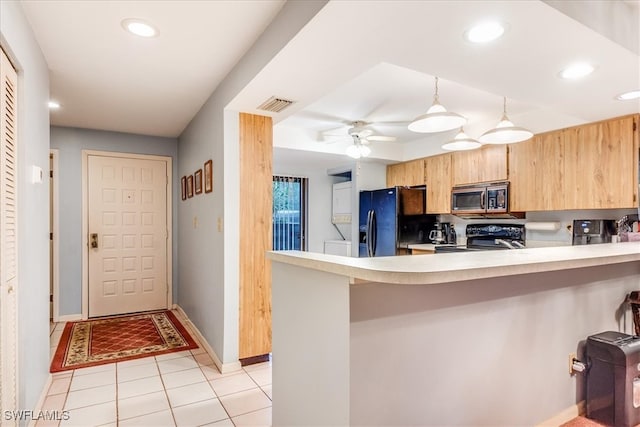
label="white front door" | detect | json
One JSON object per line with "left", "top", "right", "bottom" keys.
{"left": 88, "top": 155, "right": 168, "bottom": 318}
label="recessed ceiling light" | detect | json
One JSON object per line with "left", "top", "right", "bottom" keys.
{"left": 465, "top": 21, "right": 505, "bottom": 43}
{"left": 559, "top": 63, "right": 594, "bottom": 79}
{"left": 121, "top": 19, "right": 158, "bottom": 38}
{"left": 48, "top": 100, "right": 60, "bottom": 109}
{"left": 616, "top": 90, "right": 640, "bottom": 101}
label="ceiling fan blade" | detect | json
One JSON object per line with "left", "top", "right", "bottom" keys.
{"left": 367, "top": 135, "right": 397, "bottom": 142}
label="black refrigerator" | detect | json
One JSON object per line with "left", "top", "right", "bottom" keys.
{"left": 359, "top": 187, "right": 433, "bottom": 257}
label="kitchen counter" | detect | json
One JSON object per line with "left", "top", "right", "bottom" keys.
{"left": 268, "top": 241, "right": 640, "bottom": 285}
{"left": 269, "top": 242, "right": 640, "bottom": 426}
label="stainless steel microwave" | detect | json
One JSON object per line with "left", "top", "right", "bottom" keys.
{"left": 451, "top": 182, "right": 509, "bottom": 215}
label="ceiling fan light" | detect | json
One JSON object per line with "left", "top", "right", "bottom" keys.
{"left": 442, "top": 129, "right": 482, "bottom": 151}
{"left": 346, "top": 144, "right": 362, "bottom": 159}
{"left": 359, "top": 144, "right": 371, "bottom": 157}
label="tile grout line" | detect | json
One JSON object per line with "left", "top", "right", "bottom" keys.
{"left": 155, "top": 356, "right": 179, "bottom": 427}
{"left": 196, "top": 355, "right": 235, "bottom": 424}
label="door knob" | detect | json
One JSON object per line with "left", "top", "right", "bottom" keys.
{"left": 90, "top": 233, "right": 98, "bottom": 249}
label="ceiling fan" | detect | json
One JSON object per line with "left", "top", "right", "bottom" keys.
{"left": 321, "top": 121, "right": 398, "bottom": 145}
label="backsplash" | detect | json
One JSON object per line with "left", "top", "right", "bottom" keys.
{"left": 439, "top": 208, "right": 639, "bottom": 247}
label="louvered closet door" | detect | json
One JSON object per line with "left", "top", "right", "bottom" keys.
{"left": 0, "top": 46, "right": 19, "bottom": 420}
{"left": 88, "top": 155, "right": 168, "bottom": 317}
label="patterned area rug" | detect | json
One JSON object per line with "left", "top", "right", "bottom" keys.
{"left": 50, "top": 310, "right": 198, "bottom": 372}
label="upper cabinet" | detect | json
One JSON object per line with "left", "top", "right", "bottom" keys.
{"left": 509, "top": 114, "right": 638, "bottom": 211}
{"left": 424, "top": 153, "right": 452, "bottom": 214}
{"left": 386, "top": 158, "right": 425, "bottom": 187}
{"left": 563, "top": 115, "right": 638, "bottom": 209}
{"left": 509, "top": 131, "right": 564, "bottom": 212}
{"left": 451, "top": 145, "right": 508, "bottom": 186}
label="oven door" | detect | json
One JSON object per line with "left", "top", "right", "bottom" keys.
{"left": 451, "top": 187, "right": 486, "bottom": 214}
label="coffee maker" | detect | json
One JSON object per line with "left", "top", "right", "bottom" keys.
{"left": 429, "top": 222, "right": 457, "bottom": 244}
{"left": 572, "top": 219, "right": 616, "bottom": 245}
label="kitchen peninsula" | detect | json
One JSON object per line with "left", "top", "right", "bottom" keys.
{"left": 268, "top": 243, "right": 640, "bottom": 426}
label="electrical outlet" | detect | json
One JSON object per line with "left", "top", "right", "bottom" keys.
{"left": 569, "top": 352, "right": 577, "bottom": 374}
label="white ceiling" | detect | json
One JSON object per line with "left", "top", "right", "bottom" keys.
{"left": 20, "top": 0, "right": 640, "bottom": 165}
{"left": 20, "top": 0, "right": 285, "bottom": 137}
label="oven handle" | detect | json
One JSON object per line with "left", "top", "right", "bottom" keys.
{"left": 480, "top": 191, "right": 486, "bottom": 210}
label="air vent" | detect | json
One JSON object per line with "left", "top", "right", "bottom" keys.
{"left": 257, "top": 96, "right": 294, "bottom": 113}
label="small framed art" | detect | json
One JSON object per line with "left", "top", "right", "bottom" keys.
{"left": 181, "top": 176, "right": 187, "bottom": 201}
{"left": 194, "top": 169, "right": 203, "bottom": 195}
{"left": 204, "top": 159, "right": 213, "bottom": 193}
{"left": 187, "top": 175, "right": 194, "bottom": 198}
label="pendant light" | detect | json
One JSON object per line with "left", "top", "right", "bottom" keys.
{"left": 346, "top": 135, "right": 371, "bottom": 159}
{"left": 408, "top": 77, "right": 466, "bottom": 133}
{"left": 478, "top": 97, "right": 533, "bottom": 144}
{"left": 441, "top": 128, "right": 482, "bottom": 151}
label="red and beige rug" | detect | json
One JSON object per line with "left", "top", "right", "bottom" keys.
{"left": 50, "top": 310, "right": 198, "bottom": 373}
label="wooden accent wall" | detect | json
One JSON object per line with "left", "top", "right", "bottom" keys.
{"left": 239, "top": 113, "right": 273, "bottom": 360}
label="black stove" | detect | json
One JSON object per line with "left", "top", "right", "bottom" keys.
{"left": 435, "top": 224, "right": 525, "bottom": 253}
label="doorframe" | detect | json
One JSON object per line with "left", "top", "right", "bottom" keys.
{"left": 50, "top": 149, "right": 60, "bottom": 322}
{"left": 81, "top": 150, "right": 173, "bottom": 320}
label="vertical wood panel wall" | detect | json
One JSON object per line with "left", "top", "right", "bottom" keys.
{"left": 239, "top": 113, "right": 273, "bottom": 360}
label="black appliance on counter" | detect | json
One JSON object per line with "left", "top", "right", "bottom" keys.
{"left": 572, "top": 219, "right": 616, "bottom": 245}
{"left": 359, "top": 187, "right": 436, "bottom": 257}
{"left": 586, "top": 331, "right": 640, "bottom": 427}
{"left": 435, "top": 224, "right": 525, "bottom": 253}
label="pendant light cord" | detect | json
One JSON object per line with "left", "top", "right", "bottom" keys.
{"left": 433, "top": 76, "right": 440, "bottom": 104}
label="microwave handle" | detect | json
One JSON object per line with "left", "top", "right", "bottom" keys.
{"left": 480, "top": 192, "right": 486, "bottom": 210}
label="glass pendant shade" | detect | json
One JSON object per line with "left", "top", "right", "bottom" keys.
{"left": 478, "top": 97, "right": 533, "bottom": 144}
{"left": 442, "top": 128, "right": 482, "bottom": 151}
{"left": 409, "top": 77, "right": 466, "bottom": 133}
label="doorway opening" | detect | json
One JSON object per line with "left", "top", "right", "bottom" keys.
{"left": 272, "top": 175, "right": 308, "bottom": 251}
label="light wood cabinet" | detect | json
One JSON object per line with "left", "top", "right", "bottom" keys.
{"left": 386, "top": 159, "right": 425, "bottom": 187}
{"left": 424, "top": 153, "right": 452, "bottom": 214}
{"left": 509, "top": 114, "right": 638, "bottom": 211}
{"left": 451, "top": 145, "right": 508, "bottom": 185}
{"left": 509, "top": 131, "right": 564, "bottom": 211}
{"left": 239, "top": 113, "right": 272, "bottom": 362}
{"left": 563, "top": 115, "right": 637, "bottom": 209}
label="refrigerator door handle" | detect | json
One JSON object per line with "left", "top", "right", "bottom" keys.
{"left": 371, "top": 210, "right": 377, "bottom": 257}
{"left": 366, "top": 210, "right": 373, "bottom": 257}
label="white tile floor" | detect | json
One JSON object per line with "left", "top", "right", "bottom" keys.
{"left": 44, "top": 315, "right": 272, "bottom": 427}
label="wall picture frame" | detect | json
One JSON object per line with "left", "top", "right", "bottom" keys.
{"left": 204, "top": 159, "right": 213, "bottom": 193}
{"left": 181, "top": 176, "right": 187, "bottom": 201}
{"left": 187, "top": 175, "right": 194, "bottom": 198}
{"left": 194, "top": 169, "right": 203, "bottom": 194}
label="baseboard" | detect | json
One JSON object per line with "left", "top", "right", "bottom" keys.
{"left": 55, "top": 314, "right": 82, "bottom": 322}
{"left": 536, "top": 400, "right": 586, "bottom": 426}
{"left": 27, "top": 374, "right": 53, "bottom": 427}
{"left": 172, "top": 304, "right": 241, "bottom": 374}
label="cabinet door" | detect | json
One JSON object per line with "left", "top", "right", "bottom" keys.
{"left": 386, "top": 159, "right": 425, "bottom": 187}
{"left": 452, "top": 145, "right": 507, "bottom": 185}
{"left": 509, "top": 131, "right": 564, "bottom": 211}
{"left": 424, "top": 153, "right": 452, "bottom": 213}
{"left": 563, "top": 115, "right": 636, "bottom": 209}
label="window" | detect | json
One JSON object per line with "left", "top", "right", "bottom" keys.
{"left": 272, "top": 175, "right": 307, "bottom": 251}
